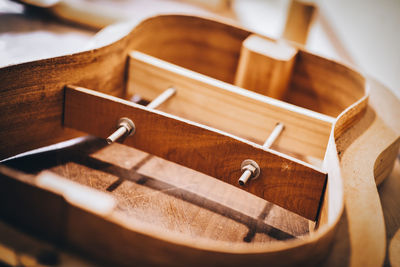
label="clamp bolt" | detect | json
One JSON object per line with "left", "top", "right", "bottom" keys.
{"left": 106, "top": 117, "right": 135, "bottom": 144}
{"left": 238, "top": 159, "right": 260, "bottom": 186}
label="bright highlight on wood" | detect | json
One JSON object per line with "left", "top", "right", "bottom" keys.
{"left": 0, "top": 13, "right": 396, "bottom": 267}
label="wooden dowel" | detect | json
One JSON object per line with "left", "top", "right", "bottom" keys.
{"left": 146, "top": 87, "right": 176, "bottom": 109}
{"left": 263, "top": 122, "right": 285, "bottom": 148}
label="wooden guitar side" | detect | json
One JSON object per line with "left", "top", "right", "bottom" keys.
{"left": 0, "top": 15, "right": 398, "bottom": 266}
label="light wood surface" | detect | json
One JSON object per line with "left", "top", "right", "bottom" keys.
{"left": 0, "top": 13, "right": 398, "bottom": 267}
{"left": 320, "top": 76, "right": 400, "bottom": 267}
{"left": 390, "top": 228, "right": 400, "bottom": 267}
{"left": 381, "top": 159, "right": 400, "bottom": 267}
{"left": 128, "top": 51, "right": 333, "bottom": 159}
{"left": 0, "top": 15, "right": 249, "bottom": 160}
{"left": 0, "top": 15, "right": 366, "bottom": 160}
{"left": 0, "top": 136, "right": 312, "bottom": 265}
{"left": 286, "top": 50, "right": 366, "bottom": 118}
{"left": 0, "top": 134, "right": 337, "bottom": 266}
{"left": 282, "top": 0, "right": 316, "bottom": 45}
{"left": 64, "top": 85, "right": 326, "bottom": 221}
{"left": 234, "top": 34, "right": 297, "bottom": 99}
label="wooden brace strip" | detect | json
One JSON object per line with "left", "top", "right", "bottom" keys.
{"left": 128, "top": 51, "right": 333, "bottom": 159}
{"left": 64, "top": 86, "right": 327, "bottom": 221}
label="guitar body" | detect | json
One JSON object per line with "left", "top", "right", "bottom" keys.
{"left": 0, "top": 15, "right": 398, "bottom": 266}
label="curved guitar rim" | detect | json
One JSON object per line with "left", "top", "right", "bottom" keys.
{"left": 0, "top": 14, "right": 399, "bottom": 266}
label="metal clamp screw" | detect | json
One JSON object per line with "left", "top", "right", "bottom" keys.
{"left": 238, "top": 159, "right": 260, "bottom": 186}
{"left": 238, "top": 122, "right": 284, "bottom": 186}
{"left": 106, "top": 117, "right": 135, "bottom": 144}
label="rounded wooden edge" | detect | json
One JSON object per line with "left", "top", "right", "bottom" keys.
{"left": 331, "top": 76, "right": 400, "bottom": 266}
{"left": 3, "top": 13, "right": 397, "bottom": 264}
{"left": 89, "top": 15, "right": 398, "bottom": 263}
{"left": 0, "top": 14, "right": 344, "bottom": 261}
{"left": 75, "top": 14, "right": 348, "bottom": 259}
{"left": 390, "top": 229, "right": 400, "bottom": 267}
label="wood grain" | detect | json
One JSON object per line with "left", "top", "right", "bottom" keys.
{"left": 286, "top": 51, "right": 366, "bottom": 117}
{"left": 64, "top": 85, "right": 327, "bottom": 221}
{"left": 130, "top": 16, "right": 367, "bottom": 118}
{"left": 234, "top": 34, "right": 297, "bottom": 99}
{"left": 282, "top": 0, "right": 316, "bottom": 45}
{"left": 0, "top": 15, "right": 366, "bottom": 160}
{"left": 0, "top": 15, "right": 250, "bottom": 160}
{"left": 0, "top": 142, "right": 332, "bottom": 266}
{"left": 325, "top": 76, "right": 400, "bottom": 267}
{"left": 128, "top": 51, "right": 333, "bottom": 159}
{"left": 2, "top": 135, "right": 309, "bottom": 243}
{"left": 0, "top": 14, "right": 395, "bottom": 267}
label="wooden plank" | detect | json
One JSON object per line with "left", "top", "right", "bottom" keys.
{"left": 0, "top": 15, "right": 364, "bottom": 161}
{"left": 234, "top": 34, "right": 298, "bottom": 99}
{"left": 0, "top": 162, "right": 307, "bottom": 266}
{"left": 0, "top": 15, "right": 250, "bottom": 161}
{"left": 2, "top": 135, "right": 309, "bottom": 244}
{"left": 127, "top": 51, "right": 333, "bottom": 159}
{"left": 64, "top": 86, "right": 327, "bottom": 221}
{"left": 1, "top": 12, "right": 398, "bottom": 267}
{"left": 128, "top": 15, "right": 250, "bottom": 84}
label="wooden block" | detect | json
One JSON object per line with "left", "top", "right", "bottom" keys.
{"left": 282, "top": 0, "right": 316, "bottom": 45}
{"left": 127, "top": 51, "right": 333, "bottom": 159}
{"left": 183, "top": 0, "right": 231, "bottom": 12}
{"left": 63, "top": 86, "right": 327, "bottom": 221}
{"left": 234, "top": 34, "right": 298, "bottom": 99}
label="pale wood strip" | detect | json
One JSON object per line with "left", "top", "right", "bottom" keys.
{"left": 332, "top": 77, "right": 400, "bottom": 267}
{"left": 128, "top": 51, "right": 333, "bottom": 159}
{"left": 64, "top": 86, "right": 327, "bottom": 221}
